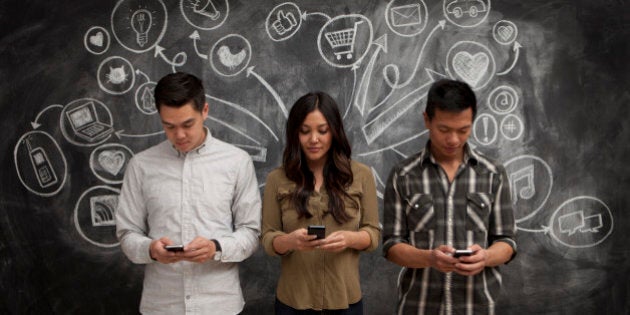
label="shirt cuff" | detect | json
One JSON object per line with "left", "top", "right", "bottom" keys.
{"left": 492, "top": 238, "right": 517, "bottom": 264}
{"left": 382, "top": 237, "right": 408, "bottom": 258}
{"left": 261, "top": 231, "right": 291, "bottom": 257}
{"left": 359, "top": 226, "right": 381, "bottom": 252}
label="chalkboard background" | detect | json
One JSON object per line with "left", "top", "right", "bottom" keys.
{"left": 1, "top": 0, "right": 628, "bottom": 314}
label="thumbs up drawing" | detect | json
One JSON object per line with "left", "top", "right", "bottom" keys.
{"left": 271, "top": 10, "right": 298, "bottom": 35}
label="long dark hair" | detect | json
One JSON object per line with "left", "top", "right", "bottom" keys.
{"left": 282, "top": 91, "right": 355, "bottom": 224}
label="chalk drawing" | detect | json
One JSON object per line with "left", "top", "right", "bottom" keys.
{"left": 111, "top": 0, "right": 168, "bottom": 53}
{"left": 180, "top": 0, "right": 229, "bottom": 30}
{"left": 84, "top": 26, "right": 110, "bottom": 55}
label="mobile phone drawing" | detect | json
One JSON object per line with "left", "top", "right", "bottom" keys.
{"left": 25, "top": 137, "right": 58, "bottom": 188}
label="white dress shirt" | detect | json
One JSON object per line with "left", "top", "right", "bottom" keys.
{"left": 116, "top": 130, "right": 261, "bottom": 314}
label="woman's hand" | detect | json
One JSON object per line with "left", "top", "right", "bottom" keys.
{"left": 272, "top": 228, "right": 319, "bottom": 254}
{"left": 318, "top": 230, "right": 370, "bottom": 252}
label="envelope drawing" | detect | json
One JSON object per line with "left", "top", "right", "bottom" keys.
{"left": 391, "top": 3, "right": 422, "bottom": 27}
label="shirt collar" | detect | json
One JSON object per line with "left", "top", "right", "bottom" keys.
{"left": 170, "top": 127, "right": 213, "bottom": 157}
{"left": 419, "top": 140, "right": 479, "bottom": 168}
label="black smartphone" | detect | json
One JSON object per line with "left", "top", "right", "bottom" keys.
{"left": 307, "top": 225, "right": 326, "bottom": 240}
{"left": 164, "top": 244, "right": 185, "bottom": 252}
{"left": 453, "top": 249, "right": 474, "bottom": 258}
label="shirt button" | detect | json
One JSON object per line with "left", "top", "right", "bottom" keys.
{"left": 186, "top": 295, "right": 191, "bottom": 300}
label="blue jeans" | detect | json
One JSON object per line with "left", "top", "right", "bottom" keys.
{"left": 275, "top": 298, "right": 363, "bottom": 315}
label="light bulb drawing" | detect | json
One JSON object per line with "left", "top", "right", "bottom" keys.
{"left": 130, "top": 9, "right": 152, "bottom": 47}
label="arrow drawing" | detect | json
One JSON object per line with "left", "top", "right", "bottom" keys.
{"left": 344, "top": 64, "right": 359, "bottom": 120}
{"left": 497, "top": 41, "right": 522, "bottom": 76}
{"left": 134, "top": 69, "right": 151, "bottom": 82}
{"left": 154, "top": 45, "right": 187, "bottom": 72}
{"left": 301, "top": 10, "right": 331, "bottom": 21}
{"left": 31, "top": 104, "right": 64, "bottom": 129}
{"left": 383, "top": 20, "right": 445, "bottom": 89}
{"left": 517, "top": 225, "right": 551, "bottom": 234}
{"left": 362, "top": 79, "right": 434, "bottom": 144}
{"left": 246, "top": 66, "right": 288, "bottom": 119}
{"left": 207, "top": 116, "right": 261, "bottom": 145}
{"left": 189, "top": 30, "right": 208, "bottom": 60}
{"left": 207, "top": 94, "right": 280, "bottom": 142}
{"left": 354, "top": 34, "right": 388, "bottom": 116}
{"left": 115, "top": 129, "right": 164, "bottom": 139}
{"left": 358, "top": 131, "right": 427, "bottom": 158}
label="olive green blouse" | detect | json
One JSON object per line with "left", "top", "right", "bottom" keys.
{"left": 261, "top": 160, "right": 381, "bottom": 310}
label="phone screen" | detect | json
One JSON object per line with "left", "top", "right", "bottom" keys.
{"left": 307, "top": 225, "right": 325, "bottom": 239}
{"left": 165, "top": 245, "right": 184, "bottom": 252}
{"left": 453, "top": 249, "right": 474, "bottom": 258}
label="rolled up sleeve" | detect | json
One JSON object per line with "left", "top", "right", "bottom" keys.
{"left": 382, "top": 166, "right": 409, "bottom": 257}
{"left": 357, "top": 165, "right": 381, "bottom": 252}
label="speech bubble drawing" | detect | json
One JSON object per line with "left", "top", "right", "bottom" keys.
{"left": 580, "top": 214, "right": 603, "bottom": 233}
{"left": 549, "top": 196, "right": 613, "bottom": 248}
{"left": 558, "top": 211, "right": 585, "bottom": 236}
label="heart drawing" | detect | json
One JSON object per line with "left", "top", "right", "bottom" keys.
{"left": 217, "top": 45, "right": 247, "bottom": 69}
{"left": 90, "top": 32, "right": 104, "bottom": 47}
{"left": 452, "top": 51, "right": 489, "bottom": 87}
{"left": 497, "top": 25, "right": 515, "bottom": 42}
{"left": 98, "top": 150, "right": 125, "bottom": 176}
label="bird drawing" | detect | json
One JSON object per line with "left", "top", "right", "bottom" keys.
{"left": 217, "top": 45, "right": 247, "bottom": 69}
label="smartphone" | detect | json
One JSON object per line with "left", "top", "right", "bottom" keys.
{"left": 164, "top": 244, "right": 185, "bottom": 252}
{"left": 307, "top": 225, "right": 326, "bottom": 240}
{"left": 453, "top": 249, "right": 474, "bottom": 258}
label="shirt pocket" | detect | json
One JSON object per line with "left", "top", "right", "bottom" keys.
{"left": 404, "top": 193, "right": 435, "bottom": 232}
{"left": 343, "top": 188, "right": 362, "bottom": 220}
{"left": 277, "top": 188, "right": 301, "bottom": 231}
{"left": 465, "top": 192, "right": 494, "bottom": 233}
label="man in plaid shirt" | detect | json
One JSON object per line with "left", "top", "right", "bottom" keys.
{"left": 383, "top": 79, "right": 517, "bottom": 315}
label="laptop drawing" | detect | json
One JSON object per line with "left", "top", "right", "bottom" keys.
{"left": 66, "top": 101, "right": 114, "bottom": 142}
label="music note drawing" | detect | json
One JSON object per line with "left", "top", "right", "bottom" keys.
{"left": 510, "top": 164, "right": 535, "bottom": 202}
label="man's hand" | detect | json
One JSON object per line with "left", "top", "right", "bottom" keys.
{"left": 453, "top": 244, "right": 487, "bottom": 276}
{"left": 149, "top": 237, "right": 185, "bottom": 264}
{"left": 429, "top": 245, "right": 459, "bottom": 273}
{"left": 180, "top": 236, "right": 217, "bottom": 263}
{"left": 149, "top": 237, "right": 220, "bottom": 264}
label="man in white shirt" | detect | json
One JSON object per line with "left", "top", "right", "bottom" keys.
{"left": 116, "top": 72, "right": 261, "bottom": 314}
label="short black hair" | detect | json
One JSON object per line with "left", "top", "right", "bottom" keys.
{"left": 154, "top": 72, "right": 205, "bottom": 112}
{"left": 425, "top": 79, "right": 476, "bottom": 120}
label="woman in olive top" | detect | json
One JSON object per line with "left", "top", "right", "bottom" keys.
{"left": 261, "top": 91, "right": 381, "bottom": 314}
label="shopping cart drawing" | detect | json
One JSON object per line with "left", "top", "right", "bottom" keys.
{"left": 324, "top": 21, "right": 363, "bottom": 60}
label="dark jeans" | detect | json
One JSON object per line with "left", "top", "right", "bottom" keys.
{"left": 275, "top": 298, "right": 363, "bottom": 315}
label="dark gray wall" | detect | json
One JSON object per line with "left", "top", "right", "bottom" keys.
{"left": 1, "top": 0, "right": 628, "bottom": 314}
